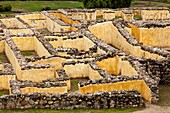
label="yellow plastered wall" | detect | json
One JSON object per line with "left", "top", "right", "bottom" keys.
{"left": 0, "top": 75, "right": 16, "bottom": 90}
{"left": 88, "top": 21, "right": 163, "bottom": 60}
{"left": 45, "top": 15, "right": 71, "bottom": 33}
{"left": 79, "top": 80, "right": 152, "bottom": 102}
{"left": 5, "top": 41, "right": 21, "bottom": 76}
{"left": 5, "top": 41, "right": 55, "bottom": 82}
{"left": 114, "top": 10, "right": 122, "bottom": 17}
{"left": 12, "top": 37, "right": 35, "bottom": 51}
{"left": 19, "top": 68, "right": 55, "bottom": 82}
{"left": 70, "top": 12, "right": 96, "bottom": 21}
{"left": 20, "top": 86, "right": 67, "bottom": 94}
{"left": 64, "top": 64, "right": 102, "bottom": 80}
{"left": 34, "top": 38, "right": 51, "bottom": 57}
{"left": 0, "top": 64, "right": 4, "bottom": 70}
{"left": 121, "top": 61, "right": 138, "bottom": 76}
{"left": 122, "top": 13, "right": 134, "bottom": 21}
{"left": 103, "top": 13, "right": 115, "bottom": 20}
{"left": 141, "top": 10, "right": 169, "bottom": 21}
{"left": 96, "top": 56, "right": 121, "bottom": 75}
{"left": 124, "top": 26, "right": 132, "bottom": 34}
{"left": 16, "top": 14, "right": 47, "bottom": 29}
{"left": 0, "top": 18, "right": 26, "bottom": 28}
{"left": 50, "top": 12, "right": 80, "bottom": 25}
{"left": 9, "top": 29, "right": 34, "bottom": 36}
{"left": 49, "top": 37, "right": 95, "bottom": 51}
{"left": 0, "top": 40, "right": 5, "bottom": 53}
{"left": 130, "top": 24, "right": 170, "bottom": 47}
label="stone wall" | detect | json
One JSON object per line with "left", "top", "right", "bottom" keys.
{"left": 0, "top": 90, "right": 144, "bottom": 110}
{"left": 88, "top": 21, "right": 166, "bottom": 60}
{"left": 130, "top": 21, "right": 170, "bottom": 47}
{"left": 79, "top": 77, "right": 151, "bottom": 102}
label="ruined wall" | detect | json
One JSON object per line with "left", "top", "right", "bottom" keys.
{"left": 64, "top": 63, "right": 102, "bottom": 80}
{"left": 34, "top": 38, "right": 51, "bottom": 57}
{"left": 0, "top": 40, "right": 5, "bottom": 53}
{"left": 19, "top": 68, "right": 55, "bottom": 82}
{"left": 45, "top": 14, "right": 70, "bottom": 33}
{"left": 0, "top": 75, "right": 15, "bottom": 90}
{"left": 50, "top": 12, "right": 80, "bottom": 25}
{"left": 0, "top": 18, "right": 26, "bottom": 29}
{"left": 49, "top": 37, "right": 96, "bottom": 51}
{"left": 16, "top": 14, "right": 47, "bottom": 29}
{"left": 141, "top": 10, "right": 169, "bottom": 20}
{"left": 121, "top": 61, "right": 138, "bottom": 76}
{"left": 20, "top": 86, "right": 67, "bottom": 94}
{"left": 0, "top": 91, "right": 144, "bottom": 110}
{"left": 29, "top": 57, "right": 67, "bottom": 70}
{"left": 8, "top": 29, "right": 34, "bottom": 36}
{"left": 130, "top": 24, "right": 170, "bottom": 47}
{"left": 79, "top": 80, "right": 151, "bottom": 102}
{"left": 12, "top": 37, "right": 35, "bottom": 51}
{"left": 5, "top": 41, "right": 21, "bottom": 76}
{"left": 96, "top": 57, "right": 121, "bottom": 75}
{"left": 88, "top": 21, "right": 163, "bottom": 60}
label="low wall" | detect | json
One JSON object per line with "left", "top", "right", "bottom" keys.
{"left": 0, "top": 18, "right": 26, "bottom": 29}
{"left": 12, "top": 37, "right": 35, "bottom": 51}
{"left": 141, "top": 10, "right": 169, "bottom": 20}
{"left": 16, "top": 14, "right": 47, "bottom": 29}
{"left": 0, "top": 90, "right": 144, "bottom": 110}
{"left": 64, "top": 63, "right": 102, "bottom": 80}
{"left": 88, "top": 21, "right": 163, "bottom": 60}
{"left": 96, "top": 57, "right": 121, "bottom": 75}
{"left": 0, "top": 75, "right": 15, "bottom": 90}
{"left": 130, "top": 23, "right": 170, "bottom": 47}
{"left": 0, "top": 40, "right": 5, "bottom": 53}
{"left": 49, "top": 37, "right": 95, "bottom": 51}
{"left": 20, "top": 86, "right": 67, "bottom": 94}
{"left": 8, "top": 29, "right": 34, "bottom": 36}
{"left": 19, "top": 68, "right": 55, "bottom": 82}
{"left": 50, "top": 12, "right": 80, "bottom": 25}
{"left": 79, "top": 80, "right": 152, "bottom": 102}
{"left": 29, "top": 57, "right": 67, "bottom": 70}
{"left": 34, "top": 38, "right": 51, "bottom": 57}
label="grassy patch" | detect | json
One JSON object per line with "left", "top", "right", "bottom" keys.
{"left": 0, "top": 90, "right": 9, "bottom": 96}
{"left": 21, "top": 51, "right": 34, "bottom": 56}
{"left": 134, "top": 15, "right": 142, "bottom": 20}
{"left": 96, "top": 15, "right": 103, "bottom": 20}
{"left": 0, "top": 107, "right": 143, "bottom": 113}
{"left": 69, "top": 79, "right": 79, "bottom": 92}
{"left": 0, "top": 53, "right": 9, "bottom": 63}
{"left": 131, "top": 0, "right": 170, "bottom": 7}
{"left": 0, "top": 1, "right": 84, "bottom": 12}
{"left": 0, "top": 12, "right": 14, "bottom": 14}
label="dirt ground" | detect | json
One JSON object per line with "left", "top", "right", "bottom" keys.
{"left": 134, "top": 85, "right": 170, "bottom": 113}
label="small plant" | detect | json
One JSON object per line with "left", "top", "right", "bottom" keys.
{"left": 21, "top": 51, "right": 33, "bottom": 56}
{"left": 134, "top": 15, "right": 142, "bottom": 20}
{"left": 41, "top": 6, "right": 51, "bottom": 11}
{"left": 0, "top": 5, "right": 12, "bottom": 12}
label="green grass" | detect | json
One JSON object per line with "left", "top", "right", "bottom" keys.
{"left": 21, "top": 51, "right": 34, "bottom": 56}
{"left": 0, "top": 53, "right": 9, "bottom": 63}
{"left": 0, "top": 108, "right": 143, "bottom": 113}
{"left": 0, "top": 12, "right": 14, "bottom": 14}
{"left": 132, "top": 0, "right": 170, "bottom": 7}
{"left": 0, "top": 1, "right": 84, "bottom": 12}
{"left": 134, "top": 15, "right": 142, "bottom": 20}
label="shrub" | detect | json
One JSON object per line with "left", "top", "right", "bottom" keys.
{"left": 3, "top": 5, "right": 12, "bottom": 12}
{"left": 41, "top": 7, "right": 51, "bottom": 11}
